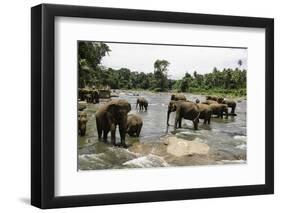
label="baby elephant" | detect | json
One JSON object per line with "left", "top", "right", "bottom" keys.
{"left": 136, "top": 97, "right": 148, "bottom": 111}
{"left": 78, "top": 111, "right": 88, "bottom": 136}
{"left": 127, "top": 114, "right": 143, "bottom": 137}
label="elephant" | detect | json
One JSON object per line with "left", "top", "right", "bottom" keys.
{"left": 196, "top": 103, "right": 212, "bottom": 124}
{"left": 206, "top": 95, "right": 221, "bottom": 102}
{"left": 78, "top": 88, "right": 87, "bottom": 101}
{"left": 85, "top": 94, "right": 92, "bottom": 103}
{"left": 171, "top": 94, "right": 187, "bottom": 101}
{"left": 78, "top": 88, "right": 100, "bottom": 103}
{"left": 202, "top": 100, "right": 218, "bottom": 105}
{"left": 209, "top": 103, "right": 228, "bottom": 118}
{"left": 167, "top": 101, "right": 201, "bottom": 130}
{"left": 95, "top": 99, "right": 131, "bottom": 147}
{"left": 136, "top": 97, "right": 148, "bottom": 111}
{"left": 217, "top": 98, "right": 237, "bottom": 114}
{"left": 92, "top": 90, "right": 100, "bottom": 103}
{"left": 78, "top": 111, "right": 88, "bottom": 136}
{"left": 127, "top": 114, "right": 143, "bottom": 137}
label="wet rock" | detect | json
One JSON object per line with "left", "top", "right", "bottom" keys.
{"left": 123, "top": 154, "right": 169, "bottom": 168}
{"left": 78, "top": 101, "right": 87, "bottom": 111}
{"left": 165, "top": 136, "right": 209, "bottom": 157}
{"left": 233, "top": 135, "right": 247, "bottom": 142}
{"left": 129, "top": 143, "right": 167, "bottom": 156}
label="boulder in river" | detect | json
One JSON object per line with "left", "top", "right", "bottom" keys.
{"left": 78, "top": 101, "right": 87, "bottom": 111}
{"left": 165, "top": 136, "right": 209, "bottom": 157}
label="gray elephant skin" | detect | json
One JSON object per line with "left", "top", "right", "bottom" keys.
{"left": 127, "top": 114, "right": 143, "bottom": 137}
{"left": 171, "top": 94, "right": 187, "bottom": 101}
{"left": 196, "top": 103, "right": 212, "bottom": 124}
{"left": 209, "top": 103, "right": 229, "bottom": 118}
{"left": 78, "top": 111, "right": 88, "bottom": 136}
{"left": 95, "top": 99, "right": 131, "bottom": 147}
{"left": 167, "top": 100, "right": 201, "bottom": 130}
{"left": 136, "top": 97, "right": 148, "bottom": 111}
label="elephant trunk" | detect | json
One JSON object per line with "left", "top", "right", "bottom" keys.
{"left": 167, "top": 110, "right": 171, "bottom": 126}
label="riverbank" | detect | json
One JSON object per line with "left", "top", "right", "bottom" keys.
{"left": 113, "top": 89, "right": 246, "bottom": 100}
{"left": 188, "top": 87, "right": 246, "bottom": 98}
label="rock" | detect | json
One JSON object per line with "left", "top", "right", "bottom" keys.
{"left": 78, "top": 101, "right": 87, "bottom": 111}
{"left": 165, "top": 136, "right": 209, "bottom": 157}
{"left": 123, "top": 154, "right": 169, "bottom": 168}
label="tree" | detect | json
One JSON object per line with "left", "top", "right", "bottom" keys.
{"left": 153, "top": 59, "right": 170, "bottom": 91}
{"left": 78, "top": 41, "right": 111, "bottom": 88}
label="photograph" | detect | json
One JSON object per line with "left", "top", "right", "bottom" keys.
{"left": 77, "top": 41, "right": 247, "bottom": 170}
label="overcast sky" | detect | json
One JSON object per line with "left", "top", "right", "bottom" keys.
{"left": 101, "top": 42, "right": 247, "bottom": 80}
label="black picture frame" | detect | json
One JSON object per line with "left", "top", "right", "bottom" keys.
{"left": 31, "top": 3, "right": 274, "bottom": 209}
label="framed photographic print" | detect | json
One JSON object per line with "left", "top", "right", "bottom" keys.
{"left": 31, "top": 3, "right": 274, "bottom": 209}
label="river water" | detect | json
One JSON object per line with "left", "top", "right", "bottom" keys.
{"left": 78, "top": 91, "right": 247, "bottom": 170}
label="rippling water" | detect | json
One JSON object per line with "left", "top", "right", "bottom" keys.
{"left": 78, "top": 91, "right": 247, "bottom": 170}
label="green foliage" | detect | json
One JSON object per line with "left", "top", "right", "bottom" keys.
{"left": 153, "top": 59, "right": 169, "bottom": 91}
{"left": 78, "top": 42, "right": 246, "bottom": 97}
{"left": 177, "top": 68, "right": 247, "bottom": 96}
{"left": 78, "top": 41, "right": 111, "bottom": 88}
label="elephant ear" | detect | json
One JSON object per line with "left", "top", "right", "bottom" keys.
{"left": 168, "top": 101, "right": 177, "bottom": 112}
{"left": 107, "top": 102, "right": 120, "bottom": 116}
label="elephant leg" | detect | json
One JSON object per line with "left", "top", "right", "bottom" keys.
{"left": 110, "top": 124, "right": 117, "bottom": 145}
{"left": 174, "top": 119, "right": 178, "bottom": 130}
{"left": 203, "top": 118, "right": 207, "bottom": 124}
{"left": 136, "top": 124, "right": 142, "bottom": 137}
{"left": 215, "top": 111, "right": 220, "bottom": 118}
{"left": 96, "top": 119, "right": 102, "bottom": 139}
{"left": 174, "top": 113, "right": 180, "bottom": 130}
{"left": 119, "top": 125, "right": 127, "bottom": 147}
{"left": 231, "top": 106, "right": 235, "bottom": 114}
{"left": 219, "top": 110, "right": 223, "bottom": 118}
{"left": 193, "top": 119, "right": 199, "bottom": 130}
{"left": 225, "top": 110, "right": 228, "bottom": 119}
{"left": 103, "top": 129, "right": 109, "bottom": 142}
{"left": 178, "top": 117, "right": 182, "bottom": 128}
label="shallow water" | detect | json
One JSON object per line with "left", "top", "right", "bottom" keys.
{"left": 78, "top": 92, "right": 247, "bottom": 170}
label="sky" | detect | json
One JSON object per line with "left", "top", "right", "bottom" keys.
{"left": 101, "top": 42, "right": 248, "bottom": 80}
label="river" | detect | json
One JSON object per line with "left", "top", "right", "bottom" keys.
{"left": 78, "top": 91, "right": 247, "bottom": 170}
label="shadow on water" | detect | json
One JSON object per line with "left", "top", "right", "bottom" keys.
{"left": 78, "top": 92, "right": 247, "bottom": 170}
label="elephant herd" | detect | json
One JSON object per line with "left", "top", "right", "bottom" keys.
{"left": 78, "top": 88, "right": 100, "bottom": 104}
{"left": 78, "top": 93, "right": 237, "bottom": 147}
{"left": 167, "top": 94, "right": 236, "bottom": 130}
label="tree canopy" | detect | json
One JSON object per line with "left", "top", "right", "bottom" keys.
{"left": 78, "top": 41, "right": 247, "bottom": 96}
{"left": 78, "top": 41, "right": 111, "bottom": 88}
